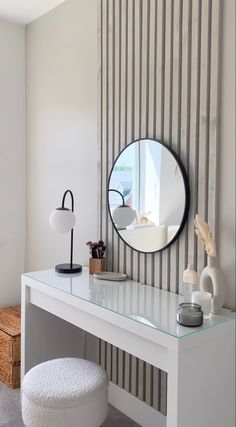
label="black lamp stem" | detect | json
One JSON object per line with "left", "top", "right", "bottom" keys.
{"left": 70, "top": 230, "right": 73, "bottom": 268}
{"left": 108, "top": 189, "right": 125, "bottom": 206}
{"left": 62, "top": 189, "right": 74, "bottom": 210}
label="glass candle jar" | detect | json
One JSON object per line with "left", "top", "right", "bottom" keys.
{"left": 177, "top": 303, "right": 203, "bottom": 327}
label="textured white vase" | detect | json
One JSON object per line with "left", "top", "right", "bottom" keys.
{"left": 200, "top": 256, "right": 225, "bottom": 314}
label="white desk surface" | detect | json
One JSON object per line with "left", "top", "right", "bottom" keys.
{"left": 22, "top": 268, "right": 236, "bottom": 427}
{"left": 24, "top": 267, "right": 235, "bottom": 340}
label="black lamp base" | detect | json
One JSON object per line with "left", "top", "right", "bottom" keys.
{"left": 55, "top": 263, "right": 82, "bottom": 274}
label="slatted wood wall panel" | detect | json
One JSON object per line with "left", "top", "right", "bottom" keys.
{"left": 98, "top": 0, "right": 221, "bottom": 416}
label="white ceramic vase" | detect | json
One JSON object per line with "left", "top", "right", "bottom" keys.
{"left": 200, "top": 256, "right": 225, "bottom": 314}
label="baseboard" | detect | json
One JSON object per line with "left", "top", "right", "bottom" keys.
{"left": 108, "top": 382, "right": 166, "bottom": 427}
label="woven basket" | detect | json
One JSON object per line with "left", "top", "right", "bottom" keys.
{"left": 0, "top": 305, "right": 21, "bottom": 388}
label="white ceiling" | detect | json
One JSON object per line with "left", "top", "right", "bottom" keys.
{"left": 0, "top": 0, "right": 66, "bottom": 25}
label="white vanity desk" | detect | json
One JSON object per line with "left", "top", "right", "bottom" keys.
{"left": 21, "top": 269, "right": 235, "bottom": 427}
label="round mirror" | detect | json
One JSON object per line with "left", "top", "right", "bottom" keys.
{"left": 108, "top": 138, "right": 190, "bottom": 253}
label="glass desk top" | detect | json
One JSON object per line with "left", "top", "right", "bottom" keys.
{"left": 24, "top": 268, "right": 235, "bottom": 339}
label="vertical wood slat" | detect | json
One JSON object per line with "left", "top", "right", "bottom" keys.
{"left": 100, "top": 340, "right": 106, "bottom": 370}
{"left": 138, "top": 0, "right": 146, "bottom": 287}
{"left": 97, "top": 0, "right": 102, "bottom": 242}
{"left": 118, "top": 0, "right": 128, "bottom": 276}
{"left": 152, "top": 366, "right": 160, "bottom": 411}
{"left": 153, "top": 0, "right": 165, "bottom": 291}
{"left": 107, "top": 0, "right": 114, "bottom": 272}
{"left": 132, "top": 0, "right": 141, "bottom": 286}
{"left": 169, "top": 0, "right": 182, "bottom": 293}
{"left": 197, "top": 0, "right": 211, "bottom": 275}
{"left": 178, "top": 0, "right": 191, "bottom": 295}
{"left": 101, "top": 0, "right": 108, "bottom": 256}
{"left": 208, "top": 0, "right": 221, "bottom": 242}
{"left": 148, "top": 0, "right": 156, "bottom": 138}
{"left": 187, "top": 0, "right": 201, "bottom": 268}
{"left": 125, "top": 0, "right": 134, "bottom": 283}
{"left": 99, "top": 0, "right": 221, "bottom": 417}
{"left": 145, "top": 0, "right": 156, "bottom": 289}
{"left": 112, "top": 0, "right": 121, "bottom": 274}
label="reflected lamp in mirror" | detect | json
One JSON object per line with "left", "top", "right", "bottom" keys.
{"left": 108, "top": 189, "right": 136, "bottom": 229}
{"left": 108, "top": 139, "right": 190, "bottom": 253}
{"left": 49, "top": 190, "right": 82, "bottom": 274}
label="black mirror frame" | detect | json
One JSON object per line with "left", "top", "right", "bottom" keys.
{"left": 107, "top": 138, "right": 190, "bottom": 254}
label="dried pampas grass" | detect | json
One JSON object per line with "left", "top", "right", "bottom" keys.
{"left": 194, "top": 215, "right": 217, "bottom": 257}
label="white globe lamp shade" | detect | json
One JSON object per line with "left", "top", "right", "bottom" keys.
{"left": 49, "top": 208, "right": 75, "bottom": 233}
{"left": 113, "top": 206, "right": 136, "bottom": 228}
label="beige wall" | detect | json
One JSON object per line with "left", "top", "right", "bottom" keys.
{"left": 218, "top": 0, "right": 235, "bottom": 310}
{"left": 25, "top": 0, "right": 97, "bottom": 272}
{"left": 0, "top": 19, "right": 25, "bottom": 307}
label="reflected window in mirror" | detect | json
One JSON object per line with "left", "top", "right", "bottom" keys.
{"left": 108, "top": 139, "right": 190, "bottom": 253}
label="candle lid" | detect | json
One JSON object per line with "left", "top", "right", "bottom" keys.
{"left": 178, "top": 302, "right": 201, "bottom": 311}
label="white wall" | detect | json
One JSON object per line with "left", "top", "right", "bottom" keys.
{"left": 25, "top": 0, "right": 97, "bottom": 272}
{"left": 0, "top": 19, "right": 25, "bottom": 307}
{"left": 159, "top": 148, "right": 185, "bottom": 227}
{"left": 218, "top": 0, "right": 235, "bottom": 310}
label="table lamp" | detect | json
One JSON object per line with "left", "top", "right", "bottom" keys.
{"left": 108, "top": 189, "right": 136, "bottom": 228}
{"left": 49, "top": 190, "right": 82, "bottom": 274}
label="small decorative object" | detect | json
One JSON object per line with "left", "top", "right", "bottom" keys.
{"left": 93, "top": 272, "right": 127, "bottom": 281}
{"left": 194, "top": 215, "right": 225, "bottom": 314}
{"left": 182, "top": 264, "right": 198, "bottom": 302}
{"left": 86, "top": 240, "right": 106, "bottom": 274}
{"left": 137, "top": 211, "right": 152, "bottom": 225}
{"left": 108, "top": 189, "right": 136, "bottom": 228}
{"left": 49, "top": 190, "right": 82, "bottom": 274}
{"left": 176, "top": 303, "right": 203, "bottom": 327}
{"left": 191, "top": 291, "right": 212, "bottom": 319}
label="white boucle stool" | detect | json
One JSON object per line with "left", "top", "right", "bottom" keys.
{"left": 21, "top": 358, "right": 109, "bottom": 427}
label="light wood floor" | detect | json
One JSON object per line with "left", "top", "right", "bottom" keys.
{"left": 0, "top": 382, "right": 140, "bottom": 427}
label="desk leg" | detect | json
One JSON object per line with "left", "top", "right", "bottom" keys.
{"left": 166, "top": 329, "right": 235, "bottom": 427}
{"left": 21, "top": 283, "right": 85, "bottom": 381}
{"left": 166, "top": 350, "right": 179, "bottom": 427}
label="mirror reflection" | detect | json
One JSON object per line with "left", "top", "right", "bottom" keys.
{"left": 108, "top": 139, "right": 189, "bottom": 253}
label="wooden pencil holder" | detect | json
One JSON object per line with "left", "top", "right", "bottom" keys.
{"left": 89, "top": 258, "right": 105, "bottom": 274}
